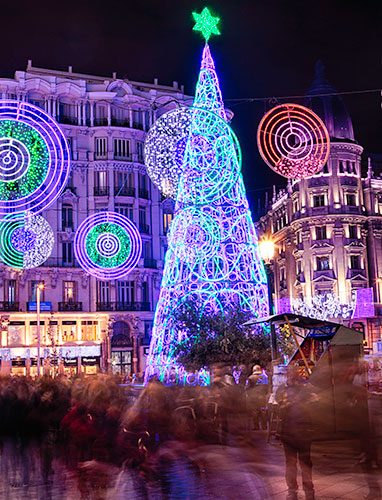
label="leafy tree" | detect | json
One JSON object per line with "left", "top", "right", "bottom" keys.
{"left": 171, "top": 299, "right": 271, "bottom": 374}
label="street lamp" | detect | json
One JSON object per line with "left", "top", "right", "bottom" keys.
{"left": 36, "top": 283, "right": 44, "bottom": 376}
{"left": 259, "top": 239, "right": 278, "bottom": 361}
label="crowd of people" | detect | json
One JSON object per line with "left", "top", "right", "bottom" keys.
{"left": 0, "top": 360, "right": 378, "bottom": 500}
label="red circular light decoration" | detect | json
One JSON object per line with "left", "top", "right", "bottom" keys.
{"left": 257, "top": 104, "right": 330, "bottom": 179}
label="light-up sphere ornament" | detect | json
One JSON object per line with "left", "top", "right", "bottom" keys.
{"left": 0, "top": 100, "right": 70, "bottom": 221}
{"left": 74, "top": 211, "right": 142, "bottom": 280}
{"left": 257, "top": 103, "right": 330, "bottom": 179}
{"left": 144, "top": 107, "right": 191, "bottom": 199}
{"left": 0, "top": 213, "right": 54, "bottom": 269}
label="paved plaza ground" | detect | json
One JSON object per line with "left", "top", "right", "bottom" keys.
{"left": 0, "top": 432, "right": 376, "bottom": 499}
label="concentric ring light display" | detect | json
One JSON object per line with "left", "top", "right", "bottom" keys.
{"left": 74, "top": 212, "right": 142, "bottom": 280}
{"left": 144, "top": 107, "right": 192, "bottom": 199}
{"left": 0, "top": 100, "right": 70, "bottom": 221}
{"left": 0, "top": 213, "right": 54, "bottom": 269}
{"left": 257, "top": 103, "right": 330, "bottom": 179}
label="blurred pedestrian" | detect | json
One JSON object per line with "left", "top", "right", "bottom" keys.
{"left": 276, "top": 366, "right": 316, "bottom": 500}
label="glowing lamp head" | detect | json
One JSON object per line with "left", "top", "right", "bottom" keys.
{"left": 259, "top": 240, "right": 275, "bottom": 264}
{"left": 38, "top": 283, "right": 44, "bottom": 290}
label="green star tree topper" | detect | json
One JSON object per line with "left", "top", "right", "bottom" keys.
{"left": 192, "top": 7, "right": 220, "bottom": 41}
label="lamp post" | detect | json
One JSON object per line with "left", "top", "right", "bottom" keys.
{"left": 36, "top": 283, "right": 44, "bottom": 376}
{"left": 259, "top": 239, "right": 278, "bottom": 362}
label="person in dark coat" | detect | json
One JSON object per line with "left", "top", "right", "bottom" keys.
{"left": 276, "top": 366, "right": 316, "bottom": 500}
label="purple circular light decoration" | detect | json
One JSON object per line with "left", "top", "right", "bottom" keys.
{"left": 0, "top": 100, "right": 70, "bottom": 221}
{"left": 74, "top": 211, "right": 142, "bottom": 280}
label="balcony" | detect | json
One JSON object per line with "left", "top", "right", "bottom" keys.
{"left": 114, "top": 186, "right": 135, "bottom": 197}
{"left": 96, "top": 302, "right": 114, "bottom": 312}
{"left": 96, "top": 302, "right": 151, "bottom": 312}
{"left": 58, "top": 302, "right": 83, "bottom": 312}
{"left": 94, "top": 118, "right": 108, "bottom": 126}
{"left": 139, "top": 223, "right": 150, "bottom": 234}
{"left": 40, "top": 258, "right": 81, "bottom": 268}
{"left": 115, "top": 302, "right": 150, "bottom": 312}
{"left": 139, "top": 188, "right": 149, "bottom": 199}
{"left": 111, "top": 118, "right": 130, "bottom": 128}
{"left": 59, "top": 115, "right": 78, "bottom": 126}
{"left": 144, "top": 258, "right": 157, "bottom": 269}
{"left": 114, "top": 155, "right": 132, "bottom": 161}
{"left": 0, "top": 301, "right": 19, "bottom": 312}
{"left": 94, "top": 186, "right": 110, "bottom": 196}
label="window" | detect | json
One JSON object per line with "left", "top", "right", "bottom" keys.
{"left": 95, "top": 137, "right": 107, "bottom": 159}
{"left": 316, "top": 256, "right": 330, "bottom": 271}
{"left": 293, "top": 198, "right": 299, "bottom": 213}
{"left": 115, "top": 203, "right": 133, "bottom": 220}
{"left": 6, "top": 280, "right": 17, "bottom": 303}
{"left": 115, "top": 171, "right": 134, "bottom": 188}
{"left": 143, "top": 320, "right": 152, "bottom": 344}
{"left": 30, "top": 281, "right": 45, "bottom": 302}
{"left": 350, "top": 255, "right": 360, "bottom": 270}
{"left": 62, "top": 242, "right": 73, "bottom": 265}
{"left": 163, "top": 212, "right": 173, "bottom": 234}
{"left": 95, "top": 204, "right": 108, "bottom": 212}
{"left": 63, "top": 281, "right": 76, "bottom": 303}
{"left": 143, "top": 240, "right": 152, "bottom": 259}
{"left": 322, "top": 164, "right": 329, "bottom": 174}
{"left": 345, "top": 193, "right": 357, "bottom": 206}
{"left": 296, "top": 261, "right": 302, "bottom": 275}
{"left": 114, "top": 138, "right": 130, "bottom": 159}
{"left": 117, "top": 281, "right": 135, "bottom": 303}
{"left": 136, "top": 141, "right": 144, "bottom": 162}
{"left": 349, "top": 225, "right": 358, "bottom": 239}
{"left": 315, "top": 226, "right": 327, "bottom": 240}
{"left": 97, "top": 281, "right": 110, "bottom": 304}
{"left": 62, "top": 203, "right": 73, "bottom": 229}
{"left": 81, "top": 321, "right": 98, "bottom": 341}
{"left": 142, "top": 281, "right": 149, "bottom": 303}
{"left": 139, "top": 206, "right": 149, "bottom": 232}
{"left": 280, "top": 268, "right": 285, "bottom": 281}
{"left": 62, "top": 321, "right": 77, "bottom": 342}
{"left": 313, "top": 194, "right": 326, "bottom": 207}
{"left": 95, "top": 171, "right": 108, "bottom": 188}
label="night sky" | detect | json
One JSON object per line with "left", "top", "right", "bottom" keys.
{"left": 3, "top": 0, "right": 381, "bottom": 210}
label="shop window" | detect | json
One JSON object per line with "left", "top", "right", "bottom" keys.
{"left": 62, "top": 321, "right": 77, "bottom": 342}
{"left": 81, "top": 321, "right": 98, "bottom": 341}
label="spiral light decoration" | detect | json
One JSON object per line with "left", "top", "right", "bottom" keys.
{"left": 0, "top": 100, "right": 70, "bottom": 221}
{"left": 74, "top": 211, "right": 142, "bottom": 280}
{"left": 257, "top": 103, "right": 330, "bottom": 179}
{"left": 0, "top": 213, "right": 54, "bottom": 269}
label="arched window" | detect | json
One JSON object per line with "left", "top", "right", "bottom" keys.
{"left": 111, "top": 321, "right": 132, "bottom": 347}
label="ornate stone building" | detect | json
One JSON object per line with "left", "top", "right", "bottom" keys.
{"left": 256, "top": 63, "right": 382, "bottom": 352}
{"left": 0, "top": 61, "right": 192, "bottom": 376}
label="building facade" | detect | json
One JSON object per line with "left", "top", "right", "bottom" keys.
{"left": 0, "top": 61, "right": 192, "bottom": 376}
{"left": 256, "top": 62, "right": 382, "bottom": 353}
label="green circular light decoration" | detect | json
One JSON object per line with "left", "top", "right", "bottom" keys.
{"left": 0, "top": 100, "right": 70, "bottom": 221}
{"left": 0, "top": 213, "right": 54, "bottom": 269}
{"left": 0, "top": 120, "right": 49, "bottom": 200}
{"left": 85, "top": 222, "right": 131, "bottom": 268}
{"left": 74, "top": 212, "right": 142, "bottom": 280}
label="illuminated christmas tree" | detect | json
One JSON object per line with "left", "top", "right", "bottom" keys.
{"left": 145, "top": 8, "right": 269, "bottom": 385}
